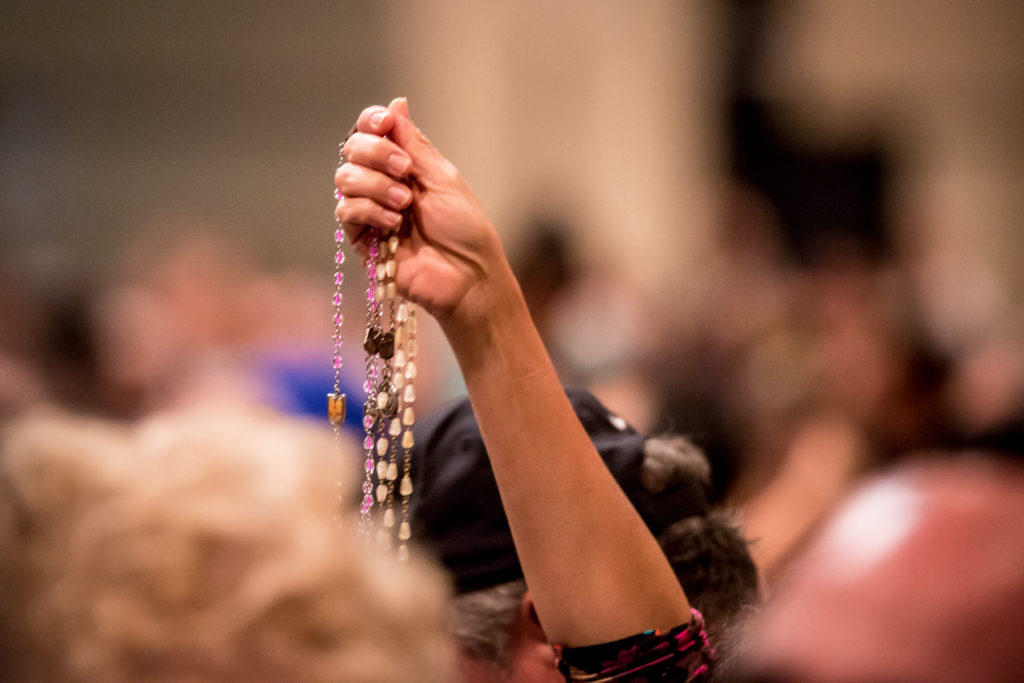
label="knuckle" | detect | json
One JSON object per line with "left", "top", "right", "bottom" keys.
{"left": 371, "top": 135, "right": 391, "bottom": 159}
{"left": 338, "top": 196, "right": 367, "bottom": 223}
{"left": 341, "top": 136, "right": 357, "bottom": 161}
{"left": 334, "top": 165, "right": 349, "bottom": 187}
{"left": 345, "top": 132, "right": 372, "bottom": 161}
{"left": 440, "top": 160, "right": 462, "bottom": 182}
{"left": 335, "top": 164, "right": 356, "bottom": 190}
{"left": 358, "top": 106, "right": 383, "bottom": 130}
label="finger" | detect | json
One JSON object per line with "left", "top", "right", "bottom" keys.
{"left": 355, "top": 105, "right": 395, "bottom": 136}
{"left": 386, "top": 97, "right": 453, "bottom": 184}
{"left": 335, "top": 163, "right": 413, "bottom": 212}
{"left": 341, "top": 222, "right": 396, "bottom": 264}
{"left": 342, "top": 131, "right": 412, "bottom": 179}
{"left": 341, "top": 220, "right": 369, "bottom": 247}
{"left": 346, "top": 228, "right": 371, "bottom": 261}
{"left": 335, "top": 196, "right": 403, "bottom": 232}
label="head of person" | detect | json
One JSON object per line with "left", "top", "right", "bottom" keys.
{"left": 725, "top": 454, "right": 1024, "bottom": 683}
{"left": 0, "top": 406, "right": 455, "bottom": 682}
{"left": 409, "top": 387, "right": 760, "bottom": 681}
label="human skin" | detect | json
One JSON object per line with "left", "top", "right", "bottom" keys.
{"left": 334, "top": 98, "right": 691, "bottom": 647}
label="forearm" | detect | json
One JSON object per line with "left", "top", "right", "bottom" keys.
{"left": 336, "top": 99, "right": 692, "bottom": 647}
{"left": 441, "top": 258, "right": 691, "bottom": 647}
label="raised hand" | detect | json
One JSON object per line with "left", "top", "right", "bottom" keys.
{"left": 334, "top": 98, "right": 512, "bottom": 331}
{"left": 337, "top": 98, "right": 692, "bottom": 651}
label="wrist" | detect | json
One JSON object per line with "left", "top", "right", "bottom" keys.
{"left": 441, "top": 257, "right": 523, "bottom": 329}
{"left": 439, "top": 257, "right": 536, "bottom": 372}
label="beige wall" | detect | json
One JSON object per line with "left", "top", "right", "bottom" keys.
{"left": 383, "top": 1, "right": 725, "bottom": 313}
{"left": 381, "top": 0, "right": 1024, "bottom": 327}
{"left": 2, "top": 1, "right": 1020, "bottom": 326}
{"left": 761, "top": 0, "right": 1024, "bottom": 340}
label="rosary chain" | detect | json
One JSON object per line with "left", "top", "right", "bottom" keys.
{"left": 332, "top": 124, "right": 416, "bottom": 556}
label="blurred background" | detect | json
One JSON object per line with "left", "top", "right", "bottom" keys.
{"left": 2, "top": 1, "right": 1023, "bottom": 580}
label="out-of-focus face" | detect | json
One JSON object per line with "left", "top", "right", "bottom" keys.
{"left": 730, "top": 456, "right": 1024, "bottom": 683}
{"left": 454, "top": 611, "right": 564, "bottom": 683}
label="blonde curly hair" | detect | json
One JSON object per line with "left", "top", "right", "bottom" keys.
{"left": 0, "top": 407, "right": 454, "bottom": 682}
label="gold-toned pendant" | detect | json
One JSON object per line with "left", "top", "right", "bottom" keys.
{"left": 327, "top": 392, "right": 346, "bottom": 424}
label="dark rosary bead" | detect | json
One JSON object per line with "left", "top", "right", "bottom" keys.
{"left": 377, "top": 331, "right": 395, "bottom": 360}
{"left": 363, "top": 328, "right": 379, "bottom": 355}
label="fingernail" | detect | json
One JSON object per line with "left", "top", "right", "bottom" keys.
{"left": 370, "top": 111, "right": 388, "bottom": 127}
{"left": 387, "top": 184, "right": 412, "bottom": 208}
{"left": 383, "top": 209, "right": 403, "bottom": 226}
{"left": 388, "top": 153, "right": 412, "bottom": 176}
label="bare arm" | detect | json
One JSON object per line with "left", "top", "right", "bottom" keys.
{"left": 335, "top": 98, "right": 690, "bottom": 646}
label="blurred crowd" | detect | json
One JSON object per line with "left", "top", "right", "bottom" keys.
{"left": 2, "top": 2, "right": 1023, "bottom": 678}
{"left": 3, "top": 172, "right": 1021, "bottom": 590}
{"left": 512, "top": 181, "right": 1024, "bottom": 581}
{"left": 0, "top": 226, "right": 456, "bottom": 425}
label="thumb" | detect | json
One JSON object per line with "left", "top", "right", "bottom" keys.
{"left": 388, "top": 96, "right": 412, "bottom": 120}
{"left": 387, "top": 97, "right": 447, "bottom": 183}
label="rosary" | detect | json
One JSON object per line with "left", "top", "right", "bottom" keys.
{"left": 329, "top": 130, "right": 417, "bottom": 560}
